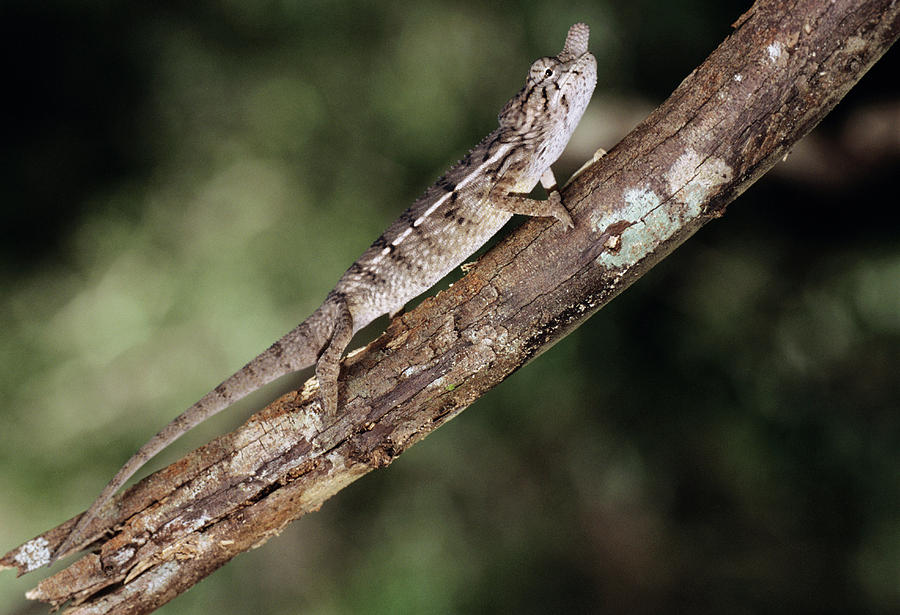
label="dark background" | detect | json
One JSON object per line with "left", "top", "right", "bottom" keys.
{"left": 2, "top": 1, "right": 898, "bottom": 613}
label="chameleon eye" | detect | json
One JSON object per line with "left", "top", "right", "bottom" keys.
{"left": 529, "top": 58, "right": 554, "bottom": 82}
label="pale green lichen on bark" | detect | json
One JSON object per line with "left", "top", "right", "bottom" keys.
{"left": 590, "top": 148, "right": 732, "bottom": 269}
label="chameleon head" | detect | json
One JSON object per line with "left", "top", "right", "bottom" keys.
{"left": 498, "top": 23, "right": 597, "bottom": 144}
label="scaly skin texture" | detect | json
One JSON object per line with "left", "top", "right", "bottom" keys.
{"left": 52, "top": 23, "right": 597, "bottom": 564}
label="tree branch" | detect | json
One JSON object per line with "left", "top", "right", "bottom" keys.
{"left": 3, "top": 0, "right": 898, "bottom": 612}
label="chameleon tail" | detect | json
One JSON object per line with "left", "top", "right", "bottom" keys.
{"left": 50, "top": 301, "right": 338, "bottom": 565}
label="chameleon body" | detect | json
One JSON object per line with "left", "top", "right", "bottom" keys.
{"left": 54, "top": 23, "right": 597, "bottom": 562}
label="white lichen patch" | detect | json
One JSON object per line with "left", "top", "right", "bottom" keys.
{"left": 104, "top": 546, "right": 137, "bottom": 569}
{"left": 666, "top": 149, "right": 733, "bottom": 213}
{"left": 291, "top": 404, "right": 325, "bottom": 442}
{"left": 325, "top": 449, "right": 348, "bottom": 472}
{"left": 461, "top": 323, "right": 510, "bottom": 350}
{"left": 401, "top": 364, "right": 425, "bottom": 379}
{"left": 767, "top": 40, "right": 783, "bottom": 62}
{"left": 13, "top": 537, "right": 51, "bottom": 572}
{"left": 185, "top": 513, "right": 212, "bottom": 532}
{"left": 137, "top": 560, "right": 181, "bottom": 594}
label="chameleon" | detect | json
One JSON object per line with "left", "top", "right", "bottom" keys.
{"left": 52, "top": 22, "right": 597, "bottom": 563}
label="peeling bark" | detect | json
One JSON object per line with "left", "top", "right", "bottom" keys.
{"left": 3, "top": 0, "right": 898, "bottom": 612}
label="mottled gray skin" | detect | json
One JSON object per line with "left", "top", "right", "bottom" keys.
{"left": 54, "top": 23, "right": 597, "bottom": 563}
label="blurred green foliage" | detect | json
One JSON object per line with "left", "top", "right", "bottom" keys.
{"left": 1, "top": 1, "right": 898, "bottom": 613}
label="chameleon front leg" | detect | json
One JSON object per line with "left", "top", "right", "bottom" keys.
{"left": 315, "top": 293, "right": 355, "bottom": 417}
{"left": 489, "top": 168, "right": 574, "bottom": 228}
